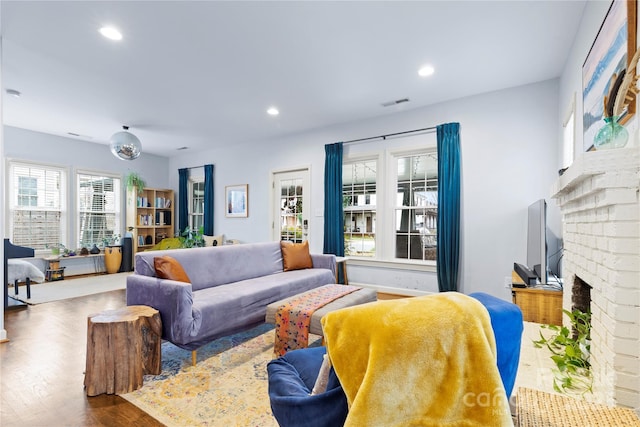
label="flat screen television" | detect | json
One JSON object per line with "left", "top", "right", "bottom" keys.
{"left": 527, "top": 199, "right": 548, "bottom": 285}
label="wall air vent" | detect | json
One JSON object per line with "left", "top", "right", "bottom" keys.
{"left": 381, "top": 98, "right": 410, "bottom": 107}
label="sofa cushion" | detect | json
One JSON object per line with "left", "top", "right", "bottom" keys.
{"left": 281, "top": 241, "right": 313, "bottom": 271}
{"left": 203, "top": 235, "right": 224, "bottom": 247}
{"left": 154, "top": 256, "right": 191, "bottom": 283}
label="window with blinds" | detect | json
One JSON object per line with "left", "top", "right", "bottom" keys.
{"left": 77, "top": 172, "right": 121, "bottom": 247}
{"left": 9, "top": 161, "right": 67, "bottom": 250}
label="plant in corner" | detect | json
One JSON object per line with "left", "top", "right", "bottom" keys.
{"left": 180, "top": 226, "right": 205, "bottom": 248}
{"left": 533, "top": 308, "right": 592, "bottom": 396}
{"left": 125, "top": 171, "right": 146, "bottom": 194}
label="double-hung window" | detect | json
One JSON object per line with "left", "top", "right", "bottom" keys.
{"left": 77, "top": 172, "right": 121, "bottom": 247}
{"left": 394, "top": 151, "right": 438, "bottom": 261}
{"left": 188, "top": 178, "right": 205, "bottom": 231}
{"left": 8, "top": 161, "right": 67, "bottom": 250}
{"left": 343, "top": 146, "right": 438, "bottom": 264}
{"left": 343, "top": 160, "right": 377, "bottom": 257}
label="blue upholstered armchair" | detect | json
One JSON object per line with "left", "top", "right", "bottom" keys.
{"left": 267, "top": 292, "right": 523, "bottom": 427}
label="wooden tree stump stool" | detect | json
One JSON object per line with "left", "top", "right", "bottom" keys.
{"left": 84, "top": 305, "right": 162, "bottom": 396}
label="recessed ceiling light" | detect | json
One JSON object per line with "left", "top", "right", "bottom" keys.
{"left": 6, "top": 88, "right": 21, "bottom": 98}
{"left": 99, "top": 26, "right": 123, "bottom": 41}
{"left": 418, "top": 65, "right": 435, "bottom": 77}
{"left": 267, "top": 107, "right": 279, "bottom": 116}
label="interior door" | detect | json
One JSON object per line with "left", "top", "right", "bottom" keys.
{"left": 272, "top": 169, "right": 310, "bottom": 243}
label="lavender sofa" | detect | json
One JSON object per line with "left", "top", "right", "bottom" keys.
{"left": 126, "top": 242, "right": 336, "bottom": 351}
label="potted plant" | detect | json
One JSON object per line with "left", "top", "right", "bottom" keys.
{"left": 533, "top": 308, "right": 592, "bottom": 395}
{"left": 179, "top": 226, "right": 205, "bottom": 248}
{"left": 46, "top": 243, "right": 66, "bottom": 256}
{"left": 125, "top": 172, "right": 146, "bottom": 195}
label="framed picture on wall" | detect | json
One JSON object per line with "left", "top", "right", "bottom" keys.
{"left": 582, "top": 0, "right": 637, "bottom": 152}
{"left": 225, "top": 184, "right": 248, "bottom": 218}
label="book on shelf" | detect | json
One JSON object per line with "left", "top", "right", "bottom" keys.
{"left": 155, "top": 211, "right": 165, "bottom": 225}
{"left": 138, "top": 214, "right": 153, "bottom": 226}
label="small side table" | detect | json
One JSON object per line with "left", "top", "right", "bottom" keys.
{"left": 44, "top": 257, "right": 65, "bottom": 281}
{"left": 84, "top": 305, "right": 162, "bottom": 396}
{"left": 335, "top": 256, "right": 349, "bottom": 285}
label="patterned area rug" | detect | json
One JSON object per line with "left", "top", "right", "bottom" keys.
{"left": 121, "top": 324, "right": 321, "bottom": 426}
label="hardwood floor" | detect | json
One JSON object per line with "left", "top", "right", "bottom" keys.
{"left": 1, "top": 289, "right": 162, "bottom": 427}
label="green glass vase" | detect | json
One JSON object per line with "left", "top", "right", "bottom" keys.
{"left": 593, "top": 116, "right": 628, "bottom": 150}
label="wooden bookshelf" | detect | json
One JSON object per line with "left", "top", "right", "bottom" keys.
{"left": 126, "top": 187, "right": 174, "bottom": 255}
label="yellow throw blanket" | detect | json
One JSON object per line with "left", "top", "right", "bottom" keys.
{"left": 321, "top": 292, "right": 513, "bottom": 427}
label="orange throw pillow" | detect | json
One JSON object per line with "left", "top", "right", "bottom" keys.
{"left": 154, "top": 256, "right": 191, "bottom": 283}
{"left": 281, "top": 241, "right": 313, "bottom": 272}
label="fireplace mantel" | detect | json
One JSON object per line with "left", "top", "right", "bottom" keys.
{"left": 552, "top": 147, "right": 639, "bottom": 198}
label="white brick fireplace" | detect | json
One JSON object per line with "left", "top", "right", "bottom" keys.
{"left": 551, "top": 146, "right": 639, "bottom": 409}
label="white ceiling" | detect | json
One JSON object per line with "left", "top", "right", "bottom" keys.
{"left": 1, "top": 1, "right": 586, "bottom": 158}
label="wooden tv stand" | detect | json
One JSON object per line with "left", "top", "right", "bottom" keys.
{"left": 512, "top": 286, "right": 563, "bottom": 326}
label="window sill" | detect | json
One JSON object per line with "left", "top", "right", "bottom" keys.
{"left": 345, "top": 257, "right": 436, "bottom": 273}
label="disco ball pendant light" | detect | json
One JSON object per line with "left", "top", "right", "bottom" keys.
{"left": 110, "top": 125, "right": 142, "bottom": 160}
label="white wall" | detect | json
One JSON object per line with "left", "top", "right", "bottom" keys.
{"left": 169, "top": 79, "right": 561, "bottom": 300}
{"left": 3, "top": 126, "right": 171, "bottom": 248}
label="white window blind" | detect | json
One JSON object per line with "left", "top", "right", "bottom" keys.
{"left": 77, "top": 172, "right": 121, "bottom": 247}
{"left": 9, "top": 161, "right": 66, "bottom": 250}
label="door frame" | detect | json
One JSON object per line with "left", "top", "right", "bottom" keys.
{"left": 270, "top": 165, "right": 311, "bottom": 242}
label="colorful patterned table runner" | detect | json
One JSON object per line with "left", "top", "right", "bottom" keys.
{"left": 274, "top": 284, "right": 361, "bottom": 357}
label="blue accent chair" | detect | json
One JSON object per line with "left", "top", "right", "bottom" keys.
{"left": 267, "top": 293, "right": 523, "bottom": 427}
{"left": 469, "top": 292, "right": 524, "bottom": 398}
{"left": 267, "top": 346, "right": 348, "bottom": 427}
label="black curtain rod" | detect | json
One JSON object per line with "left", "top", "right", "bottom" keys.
{"left": 343, "top": 126, "right": 437, "bottom": 144}
{"left": 182, "top": 164, "right": 211, "bottom": 170}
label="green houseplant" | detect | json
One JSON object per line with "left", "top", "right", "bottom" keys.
{"left": 179, "top": 226, "right": 205, "bottom": 248}
{"left": 125, "top": 172, "right": 146, "bottom": 194}
{"left": 533, "top": 308, "right": 592, "bottom": 395}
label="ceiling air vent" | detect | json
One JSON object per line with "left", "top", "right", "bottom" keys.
{"left": 67, "top": 132, "right": 92, "bottom": 139}
{"left": 381, "top": 98, "right": 410, "bottom": 107}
